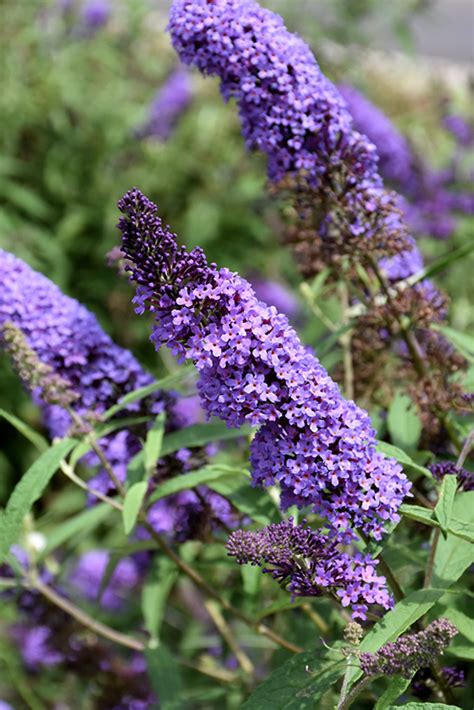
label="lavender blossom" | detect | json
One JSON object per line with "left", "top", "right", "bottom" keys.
{"left": 430, "top": 461, "right": 474, "bottom": 492}
{"left": 0, "top": 249, "right": 166, "bottom": 468}
{"left": 118, "top": 189, "right": 411, "bottom": 539}
{"left": 136, "top": 67, "right": 193, "bottom": 141}
{"left": 0, "top": 249, "right": 235, "bottom": 540}
{"left": 168, "top": 0, "right": 409, "bottom": 260}
{"left": 68, "top": 550, "right": 140, "bottom": 611}
{"left": 359, "top": 618, "right": 458, "bottom": 678}
{"left": 80, "top": 0, "right": 110, "bottom": 32}
{"left": 443, "top": 114, "right": 474, "bottom": 147}
{"left": 227, "top": 519, "right": 392, "bottom": 619}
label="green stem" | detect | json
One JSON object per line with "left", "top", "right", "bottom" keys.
{"left": 338, "top": 673, "right": 380, "bottom": 710}
{"left": 29, "top": 575, "right": 146, "bottom": 651}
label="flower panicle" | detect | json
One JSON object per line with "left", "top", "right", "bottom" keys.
{"left": 226, "top": 519, "right": 393, "bottom": 619}
{"left": 2, "top": 321, "right": 79, "bottom": 409}
{"left": 359, "top": 618, "right": 458, "bottom": 678}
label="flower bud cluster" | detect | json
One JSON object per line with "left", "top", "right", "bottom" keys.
{"left": 359, "top": 618, "right": 458, "bottom": 678}
{"left": 226, "top": 519, "right": 392, "bottom": 620}
{"left": 118, "top": 189, "right": 411, "bottom": 540}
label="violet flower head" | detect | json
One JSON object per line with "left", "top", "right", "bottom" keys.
{"left": 359, "top": 618, "right": 458, "bottom": 678}
{"left": 0, "top": 248, "right": 167, "bottom": 483}
{"left": 227, "top": 518, "right": 392, "bottom": 619}
{"left": 430, "top": 461, "right": 474, "bottom": 492}
{"left": 69, "top": 550, "right": 140, "bottom": 611}
{"left": 443, "top": 114, "right": 474, "bottom": 147}
{"left": 80, "top": 0, "right": 111, "bottom": 32}
{"left": 0, "top": 249, "right": 234, "bottom": 540}
{"left": 118, "top": 189, "right": 411, "bottom": 539}
{"left": 137, "top": 67, "right": 193, "bottom": 141}
{"left": 169, "top": 0, "right": 412, "bottom": 261}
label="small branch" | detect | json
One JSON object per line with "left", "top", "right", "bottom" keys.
{"left": 339, "top": 282, "right": 354, "bottom": 400}
{"left": 457, "top": 428, "right": 474, "bottom": 468}
{"left": 59, "top": 459, "right": 122, "bottom": 512}
{"left": 302, "top": 603, "right": 330, "bottom": 634}
{"left": 139, "top": 516, "right": 303, "bottom": 655}
{"left": 30, "top": 576, "right": 145, "bottom": 652}
{"left": 423, "top": 528, "right": 440, "bottom": 589}
{"left": 337, "top": 673, "right": 379, "bottom": 710}
{"left": 204, "top": 600, "right": 255, "bottom": 675}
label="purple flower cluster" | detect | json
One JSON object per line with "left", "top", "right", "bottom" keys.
{"left": 0, "top": 248, "right": 166, "bottom": 467}
{"left": 0, "top": 249, "right": 236, "bottom": 540}
{"left": 68, "top": 550, "right": 141, "bottom": 611}
{"left": 136, "top": 67, "right": 193, "bottom": 141}
{"left": 80, "top": 0, "right": 111, "bottom": 32}
{"left": 118, "top": 189, "right": 411, "bottom": 539}
{"left": 168, "top": 0, "right": 409, "bottom": 257}
{"left": 430, "top": 461, "right": 474, "bottom": 492}
{"left": 359, "top": 618, "right": 458, "bottom": 678}
{"left": 227, "top": 519, "right": 392, "bottom": 619}
{"left": 250, "top": 277, "right": 300, "bottom": 320}
{"left": 340, "top": 85, "right": 474, "bottom": 240}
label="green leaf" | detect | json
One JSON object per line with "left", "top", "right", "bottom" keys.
{"left": 40, "top": 503, "right": 112, "bottom": 557}
{"left": 434, "top": 476, "right": 457, "bottom": 536}
{"left": 387, "top": 392, "right": 422, "bottom": 451}
{"left": 144, "top": 412, "right": 166, "bottom": 478}
{"left": 147, "top": 465, "right": 247, "bottom": 505}
{"left": 432, "top": 325, "right": 474, "bottom": 364}
{"left": 160, "top": 421, "right": 251, "bottom": 457}
{"left": 242, "top": 648, "right": 345, "bottom": 709}
{"left": 344, "top": 589, "right": 447, "bottom": 690}
{"left": 142, "top": 557, "right": 178, "bottom": 643}
{"left": 432, "top": 492, "right": 474, "bottom": 588}
{"left": 412, "top": 240, "right": 474, "bottom": 283}
{"left": 122, "top": 481, "right": 148, "bottom": 535}
{"left": 145, "top": 644, "right": 182, "bottom": 710}
{"left": 400, "top": 504, "right": 474, "bottom": 542}
{"left": 387, "top": 704, "right": 461, "bottom": 709}
{"left": 0, "top": 438, "right": 75, "bottom": 563}
{"left": 0, "top": 408, "right": 48, "bottom": 452}
{"left": 375, "top": 675, "right": 413, "bottom": 710}
{"left": 103, "top": 368, "right": 194, "bottom": 420}
{"left": 377, "top": 441, "right": 432, "bottom": 479}
{"left": 209, "top": 477, "right": 276, "bottom": 526}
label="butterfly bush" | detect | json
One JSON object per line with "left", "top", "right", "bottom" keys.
{"left": 359, "top": 618, "right": 458, "bottom": 678}
{"left": 118, "top": 189, "right": 411, "bottom": 540}
{"left": 0, "top": 249, "right": 235, "bottom": 539}
{"left": 169, "top": 0, "right": 421, "bottom": 269}
{"left": 227, "top": 519, "right": 392, "bottom": 619}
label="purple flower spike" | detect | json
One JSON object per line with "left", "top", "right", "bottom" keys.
{"left": 137, "top": 67, "right": 193, "bottom": 141}
{"left": 80, "top": 0, "right": 110, "bottom": 32}
{"left": 69, "top": 550, "right": 140, "bottom": 611}
{"left": 360, "top": 618, "right": 458, "bottom": 678}
{"left": 227, "top": 518, "right": 392, "bottom": 619}
{"left": 118, "top": 189, "right": 411, "bottom": 539}
{"left": 168, "top": 0, "right": 409, "bottom": 256}
{"left": 0, "top": 249, "right": 234, "bottom": 540}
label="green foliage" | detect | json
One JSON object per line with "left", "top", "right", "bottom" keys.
{"left": 242, "top": 648, "right": 345, "bottom": 709}
{"left": 0, "top": 438, "right": 75, "bottom": 564}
